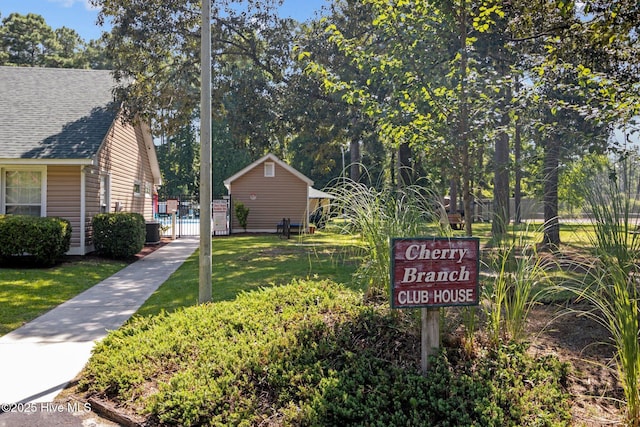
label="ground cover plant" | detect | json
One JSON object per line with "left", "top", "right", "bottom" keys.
{"left": 72, "top": 213, "right": 612, "bottom": 425}
{"left": 0, "top": 258, "right": 126, "bottom": 335}
{"left": 79, "top": 281, "right": 571, "bottom": 426}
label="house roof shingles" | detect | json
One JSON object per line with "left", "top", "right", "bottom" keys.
{"left": 0, "top": 66, "right": 118, "bottom": 161}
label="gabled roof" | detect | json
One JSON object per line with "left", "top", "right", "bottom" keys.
{"left": 224, "top": 153, "right": 314, "bottom": 189}
{"left": 0, "top": 66, "right": 118, "bottom": 161}
{"left": 308, "top": 187, "right": 336, "bottom": 199}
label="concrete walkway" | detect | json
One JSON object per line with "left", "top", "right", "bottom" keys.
{"left": 0, "top": 237, "right": 199, "bottom": 408}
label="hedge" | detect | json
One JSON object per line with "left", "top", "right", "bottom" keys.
{"left": 0, "top": 215, "right": 72, "bottom": 266}
{"left": 92, "top": 212, "right": 145, "bottom": 259}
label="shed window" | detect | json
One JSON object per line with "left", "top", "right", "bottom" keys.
{"left": 264, "top": 162, "right": 275, "bottom": 177}
{"left": 2, "top": 168, "right": 46, "bottom": 216}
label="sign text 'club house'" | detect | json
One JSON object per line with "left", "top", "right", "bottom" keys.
{"left": 391, "top": 238, "right": 480, "bottom": 309}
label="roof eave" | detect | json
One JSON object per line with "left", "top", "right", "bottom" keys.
{"left": 0, "top": 158, "right": 94, "bottom": 166}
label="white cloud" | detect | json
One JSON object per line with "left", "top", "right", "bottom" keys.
{"left": 46, "top": 0, "right": 99, "bottom": 11}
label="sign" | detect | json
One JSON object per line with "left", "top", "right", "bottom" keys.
{"left": 391, "top": 237, "right": 480, "bottom": 309}
{"left": 212, "top": 200, "right": 229, "bottom": 234}
{"left": 166, "top": 199, "right": 179, "bottom": 213}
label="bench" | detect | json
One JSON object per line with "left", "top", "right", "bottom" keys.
{"left": 447, "top": 213, "right": 464, "bottom": 230}
{"left": 277, "top": 218, "right": 303, "bottom": 238}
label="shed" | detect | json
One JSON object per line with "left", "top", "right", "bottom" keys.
{"left": 224, "top": 154, "right": 314, "bottom": 233}
{"left": 0, "top": 66, "right": 161, "bottom": 255}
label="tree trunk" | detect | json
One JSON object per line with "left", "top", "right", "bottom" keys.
{"left": 349, "top": 139, "right": 360, "bottom": 182}
{"left": 542, "top": 136, "right": 561, "bottom": 248}
{"left": 491, "top": 83, "right": 510, "bottom": 238}
{"left": 449, "top": 178, "right": 458, "bottom": 213}
{"left": 514, "top": 116, "right": 522, "bottom": 224}
{"left": 455, "top": 3, "right": 473, "bottom": 237}
{"left": 398, "top": 142, "right": 412, "bottom": 186}
{"left": 513, "top": 80, "right": 523, "bottom": 224}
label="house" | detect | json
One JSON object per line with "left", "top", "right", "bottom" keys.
{"left": 0, "top": 66, "right": 161, "bottom": 255}
{"left": 224, "top": 154, "right": 314, "bottom": 233}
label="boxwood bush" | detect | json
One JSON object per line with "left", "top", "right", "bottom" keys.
{"left": 92, "top": 212, "right": 145, "bottom": 259}
{"left": 0, "top": 214, "right": 71, "bottom": 266}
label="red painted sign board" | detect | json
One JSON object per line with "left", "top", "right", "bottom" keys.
{"left": 391, "top": 237, "right": 480, "bottom": 309}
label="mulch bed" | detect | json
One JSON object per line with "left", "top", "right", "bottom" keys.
{"left": 132, "top": 237, "right": 173, "bottom": 260}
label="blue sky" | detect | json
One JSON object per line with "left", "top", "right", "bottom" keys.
{"left": 0, "top": 0, "right": 330, "bottom": 41}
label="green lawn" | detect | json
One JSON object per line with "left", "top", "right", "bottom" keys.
{"left": 466, "top": 220, "right": 595, "bottom": 248}
{"left": 0, "top": 258, "right": 127, "bottom": 336}
{"left": 135, "top": 231, "right": 364, "bottom": 317}
{"left": 0, "top": 222, "right": 596, "bottom": 335}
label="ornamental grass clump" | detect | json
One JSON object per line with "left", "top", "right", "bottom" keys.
{"left": 558, "top": 159, "right": 640, "bottom": 426}
{"left": 483, "top": 222, "right": 551, "bottom": 346}
{"left": 329, "top": 177, "right": 443, "bottom": 294}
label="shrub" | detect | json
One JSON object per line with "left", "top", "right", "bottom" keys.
{"left": 80, "top": 281, "right": 571, "bottom": 426}
{"left": 92, "top": 212, "right": 145, "bottom": 259}
{"left": 234, "top": 201, "right": 249, "bottom": 231}
{"left": 0, "top": 215, "right": 71, "bottom": 266}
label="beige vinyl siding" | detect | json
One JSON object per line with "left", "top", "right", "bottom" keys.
{"left": 96, "top": 116, "right": 154, "bottom": 221}
{"left": 84, "top": 165, "right": 101, "bottom": 247}
{"left": 47, "top": 165, "right": 82, "bottom": 249}
{"left": 230, "top": 161, "right": 308, "bottom": 232}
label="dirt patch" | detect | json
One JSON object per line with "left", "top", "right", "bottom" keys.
{"left": 527, "top": 304, "right": 625, "bottom": 426}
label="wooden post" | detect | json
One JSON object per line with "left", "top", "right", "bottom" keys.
{"left": 171, "top": 213, "right": 177, "bottom": 240}
{"left": 421, "top": 307, "right": 440, "bottom": 374}
{"left": 199, "top": 0, "right": 212, "bottom": 303}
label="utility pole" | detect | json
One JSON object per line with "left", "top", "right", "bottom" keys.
{"left": 199, "top": 0, "right": 212, "bottom": 303}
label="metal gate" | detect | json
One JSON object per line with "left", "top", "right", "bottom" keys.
{"left": 157, "top": 196, "right": 200, "bottom": 237}
{"left": 156, "top": 197, "right": 229, "bottom": 237}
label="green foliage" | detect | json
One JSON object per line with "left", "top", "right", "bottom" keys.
{"left": 92, "top": 213, "right": 145, "bottom": 259}
{"left": 0, "top": 215, "right": 71, "bottom": 266}
{"left": 556, "top": 158, "right": 640, "bottom": 425}
{"left": 234, "top": 201, "right": 250, "bottom": 231}
{"left": 80, "top": 282, "right": 571, "bottom": 426}
{"left": 483, "top": 222, "right": 550, "bottom": 345}
{"left": 0, "top": 12, "right": 98, "bottom": 68}
{"left": 155, "top": 122, "right": 200, "bottom": 199}
{"left": 330, "top": 177, "right": 444, "bottom": 293}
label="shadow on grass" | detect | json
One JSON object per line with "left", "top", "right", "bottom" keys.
{"left": 136, "top": 233, "right": 362, "bottom": 318}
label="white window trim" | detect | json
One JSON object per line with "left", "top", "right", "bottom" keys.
{"left": 264, "top": 162, "right": 275, "bottom": 177}
{"left": 100, "top": 173, "right": 111, "bottom": 213}
{"left": 0, "top": 165, "right": 47, "bottom": 216}
{"left": 133, "top": 179, "right": 142, "bottom": 197}
{"left": 144, "top": 181, "right": 152, "bottom": 198}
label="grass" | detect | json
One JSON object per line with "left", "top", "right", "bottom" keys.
{"left": 135, "top": 231, "right": 363, "bottom": 317}
{"left": 0, "top": 258, "right": 127, "bottom": 336}
{"left": 469, "top": 221, "right": 595, "bottom": 249}
{"left": 0, "top": 222, "right": 596, "bottom": 337}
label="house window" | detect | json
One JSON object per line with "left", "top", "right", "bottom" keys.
{"left": 144, "top": 182, "right": 152, "bottom": 198}
{"left": 100, "top": 174, "right": 110, "bottom": 213}
{"left": 2, "top": 168, "right": 46, "bottom": 216}
{"left": 133, "top": 180, "right": 141, "bottom": 196}
{"left": 264, "top": 162, "right": 275, "bottom": 177}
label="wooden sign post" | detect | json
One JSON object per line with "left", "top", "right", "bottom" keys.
{"left": 391, "top": 237, "right": 480, "bottom": 373}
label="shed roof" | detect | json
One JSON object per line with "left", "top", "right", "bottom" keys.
{"left": 308, "top": 187, "right": 336, "bottom": 199}
{"left": 0, "top": 66, "right": 118, "bottom": 161}
{"left": 224, "top": 153, "right": 314, "bottom": 189}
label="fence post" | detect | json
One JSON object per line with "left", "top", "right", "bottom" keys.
{"left": 172, "top": 212, "right": 177, "bottom": 240}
